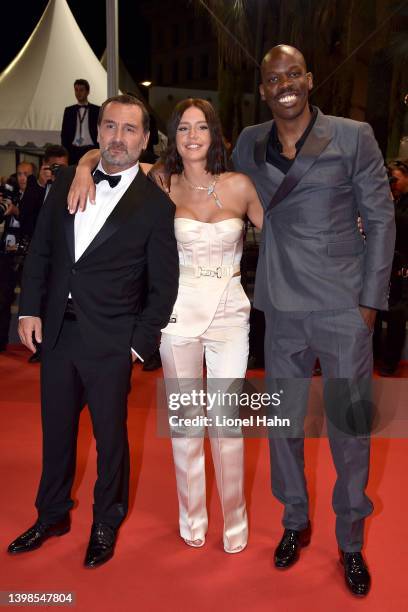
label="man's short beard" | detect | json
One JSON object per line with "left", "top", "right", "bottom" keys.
{"left": 101, "top": 143, "right": 139, "bottom": 167}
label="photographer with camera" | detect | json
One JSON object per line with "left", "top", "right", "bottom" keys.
{"left": 0, "top": 162, "right": 37, "bottom": 351}
{"left": 0, "top": 148, "right": 68, "bottom": 354}
{"left": 38, "top": 145, "right": 69, "bottom": 197}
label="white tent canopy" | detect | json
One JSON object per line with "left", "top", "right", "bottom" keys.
{"left": 0, "top": 0, "right": 108, "bottom": 147}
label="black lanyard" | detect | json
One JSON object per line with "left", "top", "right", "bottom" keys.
{"left": 77, "top": 106, "right": 88, "bottom": 142}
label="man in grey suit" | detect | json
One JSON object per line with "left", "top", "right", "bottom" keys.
{"left": 233, "top": 45, "right": 395, "bottom": 596}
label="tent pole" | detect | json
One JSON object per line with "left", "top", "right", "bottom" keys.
{"left": 106, "top": 0, "right": 119, "bottom": 97}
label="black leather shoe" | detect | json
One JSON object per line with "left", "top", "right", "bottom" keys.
{"left": 7, "top": 517, "right": 70, "bottom": 554}
{"left": 84, "top": 523, "right": 117, "bottom": 569}
{"left": 274, "top": 522, "right": 311, "bottom": 569}
{"left": 339, "top": 550, "right": 371, "bottom": 597}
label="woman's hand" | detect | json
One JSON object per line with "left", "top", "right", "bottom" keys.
{"left": 67, "top": 165, "right": 96, "bottom": 214}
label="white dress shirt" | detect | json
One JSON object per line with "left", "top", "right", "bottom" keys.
{"left": 74, "top": 161, "right": 138, "bottom": 261}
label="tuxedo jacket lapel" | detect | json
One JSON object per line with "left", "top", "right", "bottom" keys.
{"left": 265, "top": 110, "right": 333, "bottom": 215}
{"left": 254, "top": 124, "right": 271, "bottom": 165}
{"left": 75, "top": 169, "right": 147, "bottom": 264}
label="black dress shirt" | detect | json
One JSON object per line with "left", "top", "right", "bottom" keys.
{"left": 266, "top": 106, "right": 318, "bottom": 174}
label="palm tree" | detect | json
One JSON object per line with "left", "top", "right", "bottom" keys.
{"left": 195, "top": 0, "right": 345, "bottom": 132}
{"left": 194, "top": 0, "right": 253, "bottom": 141}
{"left": 194, "top": 0, "right": 407, "bottom": 152}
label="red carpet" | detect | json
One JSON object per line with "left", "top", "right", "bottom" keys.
{"left": 1, "top": 346, "right": 407, "bottom": 611}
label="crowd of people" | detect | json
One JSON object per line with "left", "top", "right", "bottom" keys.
{"left": 374, "top": 160, "right": 408, "bottom": 375}
{"left": 0, "top": 145, "right": 69, "bottom": 355}
{"left": 0, "top": 43, "right": 404, "bottom": 598}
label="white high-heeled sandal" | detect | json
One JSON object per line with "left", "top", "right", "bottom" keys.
{"left": 224, "top": 541, "right": 247, "bottom": 554}
{"left": 183, "top": 537, "right": 205, "bottom": 548}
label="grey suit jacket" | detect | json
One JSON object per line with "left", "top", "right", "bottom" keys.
{"left": 233, "top": 108, "right": 395, "bottom": 312}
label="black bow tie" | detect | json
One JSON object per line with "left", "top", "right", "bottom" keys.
{"left": 93, "top": 169, "right": 121, "bottom": 188}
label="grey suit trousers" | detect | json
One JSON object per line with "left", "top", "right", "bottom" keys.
{"left": 264, "top": 306, "right": 374, "bottom": 552}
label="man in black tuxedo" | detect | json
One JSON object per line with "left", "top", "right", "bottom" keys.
{"left": 61, "top": 79, "right": 100, "bottom": 165}
{"left": 8, "top": 94, "right": 179, "bottom": 568}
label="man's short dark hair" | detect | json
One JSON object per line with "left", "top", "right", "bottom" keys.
{"left": 44, "top": 145, "right": 69, "bottom": 162}
{"left": 98, "top": 94, "right": 150, "bottom": 134}
{"left": 74, "top": 79, "right": 90, "bottom": 91}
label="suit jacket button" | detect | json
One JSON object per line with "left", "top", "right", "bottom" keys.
{"left": 71, "top": 267, "right": 76, "bottom": 274}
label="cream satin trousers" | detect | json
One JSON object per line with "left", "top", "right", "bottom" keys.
{"left": 160, "top": 324, "right": 249, "bottom": 551}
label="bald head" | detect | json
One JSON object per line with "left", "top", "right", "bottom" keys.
{"left": 261, "top": 45, "right": 307, "bottom": 77}
{"left": 259, "top": 44, "right": 312, "bottom": 123}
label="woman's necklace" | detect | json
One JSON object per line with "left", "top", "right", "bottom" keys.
{"left": 182, "top": 172, "right": 222, "bottom": 208}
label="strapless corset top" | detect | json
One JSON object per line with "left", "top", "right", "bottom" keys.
{"left": 161, "top": 217, "right": 249, "bottom": 337}
{"left": 174, "top": 217, "right": 245, "bottom": 268}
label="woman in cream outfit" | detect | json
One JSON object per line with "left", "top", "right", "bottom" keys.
{"left": 69, "top": 98, "right": 263, "bottom": 554}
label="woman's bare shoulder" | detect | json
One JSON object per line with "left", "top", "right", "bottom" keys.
{"left": 220, "top": 171, "right": 255, "bottom": 192}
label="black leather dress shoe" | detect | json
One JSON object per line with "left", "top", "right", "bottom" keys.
{"left": 339, "top": 550, "right": 371, "bottom": 596}
{"left": 84, "top": 523, "right": 117, "bottom": 569}
{"left": 274, "top": 522, "right": 311, "bottom": 569}
{"left": 7, "top": 517, "right": 70, "bottom": 554}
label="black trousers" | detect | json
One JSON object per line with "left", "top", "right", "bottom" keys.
{"left": 382, "top": 304, "right": 407, "bottom": 367}
{"left": 374, "top": 276, "right": 408, "bottom": 367}
{"left": 36, "top": 318, "right": 132, "bottom": 529}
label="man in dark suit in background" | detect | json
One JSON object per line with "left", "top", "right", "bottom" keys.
{"left": 233, "top": 45, "right": 395, "bottom": 596}
{"left": 61, "top": 79, "right": 100, "bottom": 164}
{"left": 8, "top": 94, "right": 179, "bottom": 568}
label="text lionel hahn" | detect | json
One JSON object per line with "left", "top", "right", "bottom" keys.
{"left": 168, "top": 415, "right": 291, "bottom": 427}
